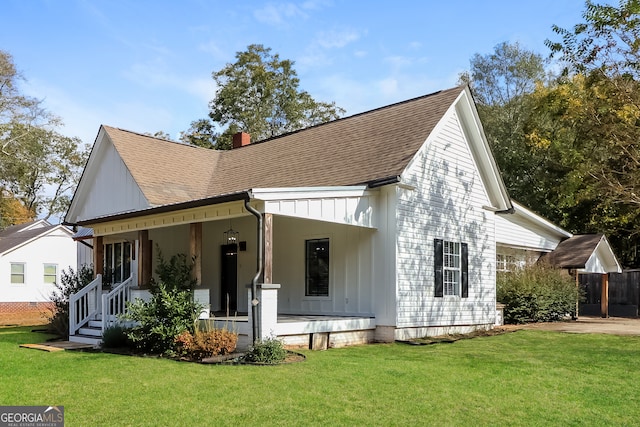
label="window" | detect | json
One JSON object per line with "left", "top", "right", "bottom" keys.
{"left": 44, "top": 264, "right": 58, "bottom": 284}
{"left": 10, "top": 263, "right": 25, "bottom": 284}
{"left": 444, "top": 241, "right": 461, "bottom": 296}
{"left": 496, "top": 253, "right": 525, "bottom": 272}
{"left": 104, "top": 241, "right": 133, "bottom": 287}
{"left": 306, "top": 238, "right": 329, "bottom": 297}
{"left": 434, "top": 239, "right": 468, "bottom": 298}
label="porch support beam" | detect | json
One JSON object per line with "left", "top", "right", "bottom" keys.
{"left": 139, "top": 230, "right": 152, "bottom": 288}
{"left": 190, "top": 222, "right": 202, "bottom": 286}
{"left": 264, "top": 213, "right": 273, "bottom": 284}
{"left": 601, "top": 273, "right": 609, "bottom": 318}
{"left": 94, "top": 236, "right": 104, "bottom": 279}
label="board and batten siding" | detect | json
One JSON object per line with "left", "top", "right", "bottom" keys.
{"left": 76, "top": 138, "right": 149, "bottom": 222}
{"left": 274, "top": 216, "right": 376, "bottom": 316}
{"left": 395, "top": 108, "right": 496, "bottom": 329}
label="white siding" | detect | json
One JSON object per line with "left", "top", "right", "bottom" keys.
{"left": 495, "top": 212, "right": 564, "bottom": 252}
{"left": 0, "top": 229, "right": 77, "bottom": 302}
{"left": 76, "top": 139, "right": 149, "bottom": 222}
{"left": 395, "top": 109, "right": 496, "bottom": 328}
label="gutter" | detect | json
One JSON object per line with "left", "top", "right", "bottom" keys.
{"left": 63, "top": 191, "right": 251, "bottom": 227}
{"left": 244, "top": 199, "right": 263, "bottom": 343}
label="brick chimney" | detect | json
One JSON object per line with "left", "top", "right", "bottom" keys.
{"left": 232, "top": 132, "right": 251, "bottom": 149}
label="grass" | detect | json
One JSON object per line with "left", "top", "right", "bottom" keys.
{"left": 2, "top": 327, "right": 640, "bottom": 426}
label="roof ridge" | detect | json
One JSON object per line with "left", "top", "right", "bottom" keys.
{"left": 102, "top": 125, "right": 218, "bottom": 152}
{"left": 233, "top": 85, "right": 465, "bottom": 148}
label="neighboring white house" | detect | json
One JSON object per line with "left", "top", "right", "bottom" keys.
{"left": 0, "top": 220, "right": 77, "bottom": 324}
{"left": 63, "top": 85, "right": 619, "bottom": 348}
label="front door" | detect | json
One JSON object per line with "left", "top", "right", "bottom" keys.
{"left": 220, "top": 244, "right": 238, "bottom": 312}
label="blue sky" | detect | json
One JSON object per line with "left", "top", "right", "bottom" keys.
{"left": 2, "top": 0, "right": 589, "bottom": 147}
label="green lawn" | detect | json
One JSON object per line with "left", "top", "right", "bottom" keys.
{"left": 1, "top": 327, "right": 639, "bottom": 426}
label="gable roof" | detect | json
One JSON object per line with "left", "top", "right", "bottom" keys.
{"left": 541, "top": 234, "right": 621, "bottom": 273}
{"left": 0, "top": 221, "right": 74, "bottom": 256}
{"left": 66, "top": 85, "right": 512, "bottom": 224}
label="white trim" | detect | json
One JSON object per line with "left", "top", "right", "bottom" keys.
{"left": 507, "top": 201, "right": 572, "bottom": 239}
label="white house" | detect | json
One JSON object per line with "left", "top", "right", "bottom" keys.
{"left": 0, "top": 220, "right": 77, "bottom": 325}
{"left": 63, "top": 85, "right": 619, "bottom": 348}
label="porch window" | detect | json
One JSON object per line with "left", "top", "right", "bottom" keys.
{"left": 104, "top": 242, "right": 133, "bottom": 287}
{"left": 434, "top": 239, "right": 468, "bottom": 298}
{"left": 43, "top": 264, "right": 58, "bottom": 284}
{"left": 10, "top": 263, "right": 25, "bottom": 284}
{"left": 306, "top": 238, "right": 329, "bottom": 297}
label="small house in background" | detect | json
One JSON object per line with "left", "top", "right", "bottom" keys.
{"left": 0, "top": 220, "right": 77, "bottom": 325}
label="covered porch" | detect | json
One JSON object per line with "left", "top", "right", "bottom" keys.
{"left": 70, "top": 186, "right": 382, "bottom": 348}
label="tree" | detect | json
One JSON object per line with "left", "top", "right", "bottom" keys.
{"left": 182, "top": 44, "right": 344, "bottom": 150}
{"left": 546, "top": 0, "right": 640, "bottom": 78}
{"left": 0, "top": 190, "right": 34, "bottom": 229}
{"left": 538, "top": 0, "right": 640, "bottom": 266}
{"left": 459, "top": 42, "right": 548, "bottom": 207}
{"left": 0, "top": 51, "right": 89, "bottom": 225}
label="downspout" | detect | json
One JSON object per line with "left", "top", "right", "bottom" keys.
{"left": 244, "top": 199, "right": 263, "bottom": 343}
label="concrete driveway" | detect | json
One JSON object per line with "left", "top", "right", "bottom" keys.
{"left": 518, "top": 316, "right": 640, "bottom": 336}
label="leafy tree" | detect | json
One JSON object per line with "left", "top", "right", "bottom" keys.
{"left": 537, "top": 0, "right": 640, "bottom": 266}
{"left": 459, "top": 42, "right": 548, "bottom": 207}
{"left": 182, "top": 44, "right": 344, "bottom": 150}
{"left": 0, "top": 190, "right": 34, "bottom": 228}
{"left": 0, "top": 50, "right": 89, "bottom": 225}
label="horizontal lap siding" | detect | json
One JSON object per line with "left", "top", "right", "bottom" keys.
{"left": 396, "top": 110, "right": 495, "bottom": 328}
{"left": 495, "top": 214, "right": 562, "bottom": 252}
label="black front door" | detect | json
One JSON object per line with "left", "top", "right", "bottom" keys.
{"left": 220, "top": 243, "right": 238, "bottom": 312}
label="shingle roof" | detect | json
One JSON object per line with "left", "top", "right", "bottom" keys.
{"left": 541, "top": 234, "right": 605, "bottom": 269}
{"left": 103, "top": 86, "right": 464, "bottom": 207}
{"left": 0, "top": 222, "right": 61, "bottom": 255}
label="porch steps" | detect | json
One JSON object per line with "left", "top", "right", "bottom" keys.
{"left": 69, "top": 320, "right": 103, "bottom": 348}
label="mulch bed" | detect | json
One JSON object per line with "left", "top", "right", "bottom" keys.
{"left": 398, "top": 327, "right": 517, "bottom": 346}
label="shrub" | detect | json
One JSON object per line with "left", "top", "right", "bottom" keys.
{"left": 122, "top": 282, "right": 203, "bottom": 355}
{"left": 244, "top": 337, "right": 287, "bottom": 364}
{"left": 497, "top": 264, "right": 580, "bottom": 324}
{"left": 102, "top": 324, "right": 131, "bottom": 349}
{"left": 175, "top": 328, "right": 238, "bottom": 360}
{"left": 121, "top": 248, "right": 204, "bottom": 355}
{"left": 46, "top": 265, "right": 94, "bottom": 338}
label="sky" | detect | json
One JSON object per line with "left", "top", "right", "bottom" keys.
{"left": 2, "top": 0, "right": 591, "bottom": 148}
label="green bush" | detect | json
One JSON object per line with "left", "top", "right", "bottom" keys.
{"left": 244, "top": 337, "right": 287, "bottom": 364}
{"left": 497, "top": 264, "right": 580, "bottom": 324}
{"left": 46, "top": 265, "right": 94, "bottom": 338}
{"left": 123, "top": 283, "right": 203, "bottom": 355}
{"left": 102, "top": 324, "right": 131, "bottom": 349}
{"left": 122, "top": 249, "right": 203, "bottom": 355}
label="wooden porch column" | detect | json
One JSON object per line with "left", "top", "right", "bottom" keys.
{"left": 138, "top": 230, "right": 152, "bottom": 288}
{"left": 190, "top": 222, "right": 202, "bottom": 286}
{"left": 601, "top": 273, "right": 609, "bottom": 318}
{"left": 93, "top": 236, "right": 103, "bottom": 279}
{"left": 264, "top": 213, "right": 273, "bottom": 284}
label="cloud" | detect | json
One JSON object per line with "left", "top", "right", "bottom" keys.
{"left": 253, "top": 3, "right": 308, "bottom": 26}
{"left": 198, "top": 40, "right": 229, "bottom": 62}
{"left": 315, "top": 29, "right": 360, "bottom": 49}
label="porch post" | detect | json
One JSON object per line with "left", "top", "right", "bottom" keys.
{"left": 601, "top": 273, "right": 609, "bottom": 318}
{"left": 94, "top": 236, "right": 104, "bottom": 279}
{"left": 190, "top": 222, "right": 202, "bottom": 286}
{"left": 139, "top": 230, "right": 152, "bottom": 288}
{"left": 264, "top": 213, "right": 273, "bottom": 284}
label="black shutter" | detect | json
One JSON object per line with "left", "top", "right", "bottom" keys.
{"left": 461, "top": 243, "right": 469, "bottom": 298}
{"left": 434, "top": 239, "right": 443, "bottom": 297}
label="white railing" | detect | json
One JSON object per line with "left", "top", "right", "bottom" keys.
{"left": 69, "top": 274, "right": 103, "bottom": 337}
{"left": 101, "top": 277, "right": 134, "bottom": 332}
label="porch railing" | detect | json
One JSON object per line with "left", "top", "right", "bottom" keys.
{"left": 69, "top": 274, "right": 103, "bottom": 337}
{"left": 101, "top": 276, "right": 134, "bottom": 332}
